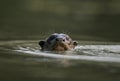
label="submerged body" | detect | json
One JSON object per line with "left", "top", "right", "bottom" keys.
{"left": 39, "top": 33, "right": 77, "bottom": 51}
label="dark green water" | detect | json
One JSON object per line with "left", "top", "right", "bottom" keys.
{"left": 0, "top": 0, "right": 120, "bottom": 81}
{"left": 0, "top": 40, "right": 120, "bottom": 81}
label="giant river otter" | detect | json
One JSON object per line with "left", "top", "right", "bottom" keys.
{"left": 39, "top": 33, "right": 78, "bottom": 51}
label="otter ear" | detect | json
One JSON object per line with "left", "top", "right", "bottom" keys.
{"left": 39, "top": 40, "right": 45, "bottom": 49}
{"left": 73, "top": 41, "right": 78, "bottom": 46}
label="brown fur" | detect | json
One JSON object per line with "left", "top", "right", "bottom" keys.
{"left": 39, "top": 33, "right": 77, "bottom": 51}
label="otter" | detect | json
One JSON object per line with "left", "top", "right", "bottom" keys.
{"left": 39, "top": 33, "right": 78, "bottom": 51}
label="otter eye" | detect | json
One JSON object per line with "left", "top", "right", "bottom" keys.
{"left": 66, "top": 37, "right": 69, "bottom": 41}
{"left": 63, "top": 39, "right": 65, "bottom": 41}
{"left": 56, "top": 38, "right": 59, "bottom": 41}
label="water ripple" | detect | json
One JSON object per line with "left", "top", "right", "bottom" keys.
{"left": 15, "top": 45, "right": 120, "bottom": 63}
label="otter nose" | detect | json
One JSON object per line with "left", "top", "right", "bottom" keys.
{"left": 56, "top": 38, "right": 65, "bottom": 42}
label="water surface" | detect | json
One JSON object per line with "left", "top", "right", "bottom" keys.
{"left": 0, "top": 40, "right": 120, "bottom": 81}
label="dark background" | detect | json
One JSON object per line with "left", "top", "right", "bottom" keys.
{"left": 0, "top": 0, "right": 120, "bottom": 41}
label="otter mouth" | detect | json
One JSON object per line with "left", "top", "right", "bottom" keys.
{"left": 52, "top": 42, "right": 69, "bottom": 51}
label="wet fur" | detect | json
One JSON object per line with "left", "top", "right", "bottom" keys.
{"left": 39, "top": 33, "right": 77, "bottom": 51}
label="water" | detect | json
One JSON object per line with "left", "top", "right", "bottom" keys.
{"left": 0, "top": 40, "right": 120, "bottom": 81}
{"left": 1, "top": 0, "right": 120, "bottom": 81}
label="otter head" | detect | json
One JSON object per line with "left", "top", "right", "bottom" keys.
{"left": 39, "top": 33, "right": 78, "bottom": 51}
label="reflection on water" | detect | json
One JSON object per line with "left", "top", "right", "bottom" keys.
{"left": 0, "top": 40, "right": 120, "bottom": 81}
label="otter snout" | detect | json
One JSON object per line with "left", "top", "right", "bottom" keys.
{"left": 56, "top": 38, "right": 65, "bottom": 42}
